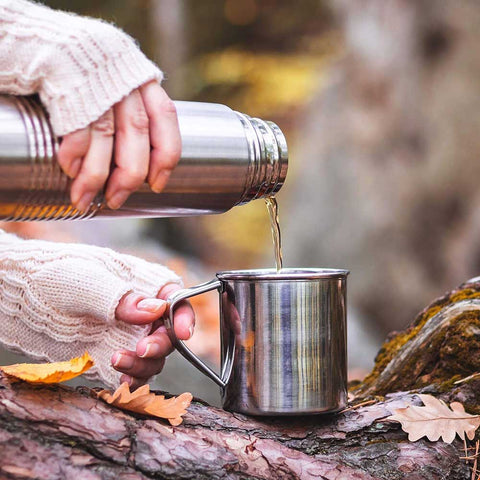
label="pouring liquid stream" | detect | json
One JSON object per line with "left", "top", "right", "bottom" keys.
{"left": 265, "top": 196, "right": 283, "bottom": 272}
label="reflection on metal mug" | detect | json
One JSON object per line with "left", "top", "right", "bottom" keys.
{"left": 165, "top": 268, "right": 349, "bottom": 416}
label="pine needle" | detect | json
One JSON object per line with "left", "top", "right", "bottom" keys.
{"left": 339, "top": 399, "right": 377, "bottom": 413}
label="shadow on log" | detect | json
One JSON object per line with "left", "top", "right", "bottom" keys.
{"left": 2, "top": 279, "right": 480, "bottom": 479}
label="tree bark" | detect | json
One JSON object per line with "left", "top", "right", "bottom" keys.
{"left": 2, "top": 279, "right": 480, "bottom": 479}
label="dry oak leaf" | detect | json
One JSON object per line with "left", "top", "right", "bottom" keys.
{"left": 98, "top": 382, "right": 193, "bottom": 426}
{"left": 0, "top": 351, "right": 93, "bottom": 384}
{"left": 386, "top": 394, "right": 480, "bottom": 443}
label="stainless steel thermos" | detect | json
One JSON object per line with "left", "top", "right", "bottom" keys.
{"left": 0, "top": 95, "right": 288, "bottom": 221}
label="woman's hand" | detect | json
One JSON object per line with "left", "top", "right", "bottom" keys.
{"left": 111, "top": 283, "right": 194, "bottom": 389}
{"left": 57, "top": 81, "right": 181, "bottom": 212}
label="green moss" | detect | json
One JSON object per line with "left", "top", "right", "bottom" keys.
{"left": 354, "top": 286, "right": 480, "bottom": 397}
{"left": 449, "top": 288, "right": 480, "bottom": 303}
{"left": 436, "top": 376, "right": 462, "bottom": 393}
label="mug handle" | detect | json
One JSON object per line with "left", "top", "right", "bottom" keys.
{"left": 164, "top": 278, "right": 235, "bottom": 388}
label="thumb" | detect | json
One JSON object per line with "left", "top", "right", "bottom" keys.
{"left": 116, "top": 291, "right": 167, "bottom": 325}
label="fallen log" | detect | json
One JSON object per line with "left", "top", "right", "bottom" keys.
{"left": 2, "top": 279, "right": 480, "bottom": 479}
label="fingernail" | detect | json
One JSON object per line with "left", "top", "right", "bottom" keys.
{"left": 188, "top": 325, "right": 194, "bottom": 339}
{"left": 112, "top": 353, "right": 135, "bottom": 370}
{"left": 137, "top": 298, "right": 166, "bottom": 313}
{"left": 107, "top": 189, "right": 130, "bottom": 210}
{"left": 75, "top": 192, "right": 95, "bottom": 212}
{"left": 151, "top": 171, "right": 171, "bottom": 193}
{"left": 139, "top": 343, "right": 162, "bottom": 358}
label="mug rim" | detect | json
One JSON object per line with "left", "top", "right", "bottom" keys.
{"left": 216, "top": 268, "right": 349, "bottom": 281}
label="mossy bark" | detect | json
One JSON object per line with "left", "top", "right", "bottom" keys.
{"left": 353, "top": 279, "right": 480, "bottom": 402}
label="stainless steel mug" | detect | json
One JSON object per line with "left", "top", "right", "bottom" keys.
{"left": 0, "top": 95, "right": 287, "bottom": 220}
{"left": 165, "top": 268, "right": 349, "bottom": 415}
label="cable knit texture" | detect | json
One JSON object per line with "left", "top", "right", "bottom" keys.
{"left": 0, "top": 0, "right": 163, "bottom": 135}
{"left": 0, "top": 230, "right": 181, "bottom": 387}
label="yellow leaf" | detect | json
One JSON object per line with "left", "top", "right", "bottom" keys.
{"left": 386, "top": 394, "right": 480, "bottom": 443}
{"left": 98, "top": 382, "right": 192, "bottom": 426}
{"left": 0, "top": 352, "right": 94, "bottom": 384}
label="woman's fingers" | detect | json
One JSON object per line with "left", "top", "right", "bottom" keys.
{"left": 57, "top": 128, "right": 90, "bottom": 179}
{"left": 140, "top": 81, "right": 181, "bottom": 193}
{"left": 116, "top": 286, "right": 194, "bottom": 360}
{"left": 136, "top": 324, "right": 175, "bottom": 359}
{"left": 158, "top": 283, "right": 195, "bottom": 340}
{"left": 115, "top": 292, "right": 167, "bottom": 325}
{"left": 60, "top": 83, "right": 181, "bottom": 212}
{"left": 112, "top": 282, "right": 196, "bottom": 384}
{"left": 111, "top": 349, "right": 165, "bottom": 379}
{"left": 70, "top": 109, "right": 114, "bottom": 212}
{"left": 105, "top": 90, "right": 150, "bottom": 209}
{"left": 170, "top": 302, "right": 195, "bottom": 340}
{"left": 120, "top": 374, "right": 151, "bottom": 390}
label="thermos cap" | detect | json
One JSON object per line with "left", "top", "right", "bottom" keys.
{"left": 233, "top": 112, "right": 288, "bottom": 204}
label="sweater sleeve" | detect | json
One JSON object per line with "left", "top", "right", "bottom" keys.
{"left": 0, "top": 0, "right": 163, "bottom": 136}
{"left": 0, "top": 230, "right": 182, "bottom": 388}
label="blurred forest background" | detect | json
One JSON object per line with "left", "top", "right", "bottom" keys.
{"left": 3, "top": 0, "right": 480, "bottom": 405}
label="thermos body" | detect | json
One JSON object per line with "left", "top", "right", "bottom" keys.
{"left": 0, "top": 95, "right": 288, "bottom": 221}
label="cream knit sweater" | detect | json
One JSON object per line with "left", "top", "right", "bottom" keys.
{"left": 0, "top": 1, "right": 181, "bottom": 386}
{"left": 0, "top": 230, "right": 182, "bottom": 387}
{"left": 0, "top": 0, "right": 163, "bottom": 135}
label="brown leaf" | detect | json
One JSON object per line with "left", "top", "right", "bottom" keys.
{"left": 98, "top": 382, "right": 192, "bottom": 426}
{"left": 0, "top": 352, "right": 94, "bottom": 384}
{"left": 386, "top": 394, "right": 480, "bottom": 443}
